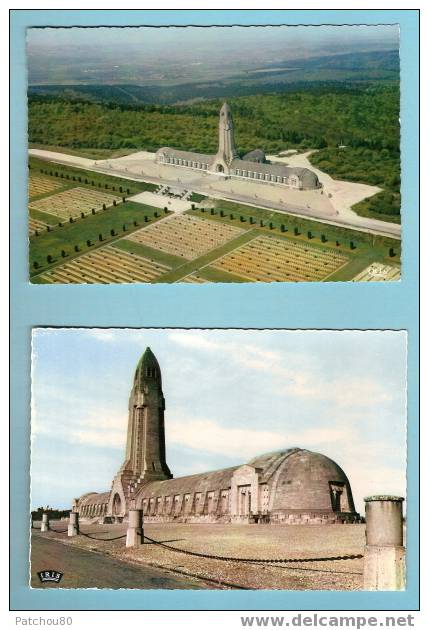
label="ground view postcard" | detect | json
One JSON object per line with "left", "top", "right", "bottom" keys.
{"left": 30, "top": 328, "right": 407, "bottom": 591}
{"left": 27, "top": 24, "right": 401, "bottom": 284}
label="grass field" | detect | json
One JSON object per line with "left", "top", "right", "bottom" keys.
{"left": 192, "top": 201, "right": 400, "bottom": 253}
{"left": 29, "top": 143, "right": 137, "bottom": 160}
{"left": 30, "top": 201, "right": 170, "bottom": 278}
{"left": 39, "top": 244, "right": 172, "bottom": 284}
{"left": 28, "top": 158, "right": 401, "bottom": 284}
{"left": 29, "top": 156, "right": 157, "bottom": 196}
{"left": 126, "top": 214, "right": 246, "bottom": 260}
{"left": 186, "top": 203, "right": 401, "bottom": 282}
{"left": 29, "top": 173, "right": 66, "bottom": 200}
{"left": 29, "top": 187, "right": 122, "bottom": 221}
{"left": 211, "top": 234, "right": 349, "bottom": 282}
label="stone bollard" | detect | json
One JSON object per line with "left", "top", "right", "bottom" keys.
{"left": 68, "top": 511, "right": 79, "bottom": 537}
{"left": 363, "top": 496, "right": 405, "bottom": 591}
{"left": 126, "top": 509, "right": 144, "bottom": 548}
{"left": 41, "top": 513, "right": 50, "bottom": 532}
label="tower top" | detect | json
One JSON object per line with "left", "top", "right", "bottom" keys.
{"left": 219, "top": 102, "right": 233, "bottom": 126}
{"left": 134, "top": 347, "right": 161, "bottom": 389}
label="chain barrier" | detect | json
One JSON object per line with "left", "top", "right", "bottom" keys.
{"left": 36, "top": 525, "right": 125, "bottom": 540}
{"left": 43, "top": 527, "right": 363, "bottom": 563}
{"left": 143, "top": 535, "right": 363, "bottom": 564}
{"left": 79, "top": 531, "right": 127, "bottom": 542}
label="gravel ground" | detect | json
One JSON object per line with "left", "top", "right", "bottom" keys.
{"left": 37, "top": 521, "right": 366, "bottom": 590}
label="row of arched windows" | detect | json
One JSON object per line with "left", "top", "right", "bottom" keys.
{"left": 158, "top": 154, "right": 209, "bottom": 170}
{"left": 233, "top": 169, "right": 300, "bottom": 187}
{"left": 141, "top": 489, "right": 231, "bottom": 517}
{"left": 80, "top": 503, "right": 108, "bottom": 518}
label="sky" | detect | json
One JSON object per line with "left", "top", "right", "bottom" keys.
{"left": 27, "top": 25, "right": 399, "bottom": 54}
{"left": 31, "top": 328, "right": 407, "bottom": 514}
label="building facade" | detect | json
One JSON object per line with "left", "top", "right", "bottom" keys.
{"left": 155, "top": 103, "right": 321, "bottom": 191}
{"left": 77, "top": 348, "right": 359, "bottom": 524}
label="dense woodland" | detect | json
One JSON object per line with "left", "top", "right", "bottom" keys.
{"left": 28, "top": 84, "right": 401, "bottom": 219}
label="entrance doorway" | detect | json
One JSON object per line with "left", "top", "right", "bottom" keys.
{"left": 112, "top": 493, "right": 122, "bottom": 516}
{"left": 238, "top": 485, "right": 251, "bottom": 516}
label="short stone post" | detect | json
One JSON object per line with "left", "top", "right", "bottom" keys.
{"left": 68, "top": 511, "right": 79, "bottom": 537}
{"left": 126, "top": 509, "right": 144, "bottom": 548}
{"left": 363, "top": 496, "right": 405, "bottom": 591}
{"left": 41, "top": 513, "right": 50, "bottom": 532}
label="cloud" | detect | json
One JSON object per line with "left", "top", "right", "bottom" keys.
{"left": 32, "top": 398, "right": 128, "bottom": 450}
{"left": 70, "top": 428, "right": 125, "bottom": 449}
{"left": 168, "top": 331, "right": 282, "bottom": 364}
{"left": 168, "top": 331, "right": 394, "bottom": 409}
{"left": 280, "top": 373, "right": 393, "bottom": 407}
{"left": 167, "top": 413, "right": 352, "bottom": 459}
{"left": 86, "top": 329, "right": 118, "bottom": 343}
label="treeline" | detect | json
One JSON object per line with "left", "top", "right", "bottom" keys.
{"left": 28, "top": 85, "right": 399, "bottom": 154}
{"left": 32, "top": 507, "right": 69, "bottom": 520}
{"left": 309, "top": 146, "right": 401, "bottom": 217}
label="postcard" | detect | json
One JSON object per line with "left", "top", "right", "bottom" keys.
{"left": 27, "top": 24, "right": 401, "bottom": 284}
{"left": 30, "top": 328, "right": 407, "bottom": 591}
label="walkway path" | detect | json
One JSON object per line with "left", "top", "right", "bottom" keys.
{"left": 31, "top": 533, "right": 208, "bottom": 589}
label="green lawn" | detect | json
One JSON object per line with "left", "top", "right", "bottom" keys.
{"left": 186, "top": 204, "right": 401, "bottom": 281}
{"left": 352, "top": 192, "right": 402, "bottom": 224}
{"left": 190, "top": 266, "right": 250, "bottom": 283}
{"left": 29, "top": 182, "right": 74, "bottom": 203}
{"left": 29, "top": 143, "right": 137, "bottom": 160}
{"left": 29, "top": 156, "right": 157, "bottom": 196}
{"left": 192, "top": 201, "right": 399, "bottom": 251}
{"left": 114, "top": 231, "right": 255, "bottom": 283}
{"left": 154, "top": 229, "right": 259, "bottom": 283}
{"left": 113, "top": 238, "right": 186, "bottom": 268}
{"left": 29, "top": 208, "right": 63, "bottom": 226}
{"left": 30, "top": 202, "right": 170, "bottom": 276}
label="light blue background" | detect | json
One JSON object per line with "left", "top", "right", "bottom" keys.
{"left": 10, "top": 9, "right": 419, "bottom": 611}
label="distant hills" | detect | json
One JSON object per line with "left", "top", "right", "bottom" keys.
{"left": 28, "top": 49, "right": 399, "bottom": 106}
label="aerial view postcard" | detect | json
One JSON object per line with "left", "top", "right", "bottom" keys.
{"left": 27, "top": 24, "right": 402, "bottom": 284}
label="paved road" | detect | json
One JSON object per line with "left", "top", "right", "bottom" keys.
{"left": 31, "top": 533, "right": 208, "bottom": 589}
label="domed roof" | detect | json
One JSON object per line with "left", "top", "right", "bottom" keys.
{"left": 242, "top": 149, "right": 266, "bottom": 163}
{"left": 267, "top": 448, "right": 355, "bottom": 513}
{"left": 247, "top": 448, "right": 299, "bottom": 481}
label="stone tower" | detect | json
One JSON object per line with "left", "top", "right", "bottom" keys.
{"left": 124, "top": 347, "right": 172, "bottom": 481}
{"left": 210, "top": 102, "right": 238, "bottom": 174}
{"left": 107, "top": 348, "right": 172, "bottom": 518}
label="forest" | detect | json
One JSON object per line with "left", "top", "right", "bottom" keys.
{"left": 28, "top": 84, "right": 401, "bottom": 220}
